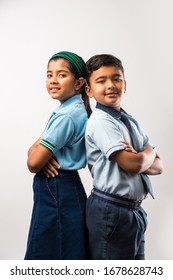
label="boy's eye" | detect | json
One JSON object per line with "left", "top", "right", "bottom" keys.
{"left": 97, "top": 80, "right": 105, "bottom": 84}
{"left": 47, "top": 74, "right": 52, "bottom": 78}
{"left": 113, "top": 77, "right": 123, "bottom": 82}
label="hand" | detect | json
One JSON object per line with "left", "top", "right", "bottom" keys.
{"left": 42, "top": 157, "right": 60, "bottom": 178}
{"left": 122, "top": 140, "right": 137, "bottom": 154}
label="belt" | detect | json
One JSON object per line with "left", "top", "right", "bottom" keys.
{"left": 58, "top": 169, "right": 78, "bottom": 176}
{"left": 92, "top": 188, "right": 142, "bottom": 207}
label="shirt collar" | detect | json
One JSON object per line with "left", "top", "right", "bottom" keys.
{"left": 53, "top": 94, "right": 82, "bottom": 114}
{"left": 60, "top": 94, "right": 82, "bottom": 108}
{"left": 96, "top": 102, "right": 123, "bottom": 119}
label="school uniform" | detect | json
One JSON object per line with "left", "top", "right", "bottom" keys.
{"left": 25, "top": 94, "right": 88, "bottom": 260}
{"left": 85, "top": 103, "right": 155, "bottom": 260}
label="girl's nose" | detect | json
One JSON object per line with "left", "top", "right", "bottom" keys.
{"left": 50, "top": 76, "right": 58, "bottom": 84}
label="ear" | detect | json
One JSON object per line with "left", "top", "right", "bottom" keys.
{"left": 124, "top": 80, "right": 127, "bottom": 94}
{"left": 85, "top": 85, "right": 93, "bottom": 98}
{"left": 74, "top": 77, "right": 85, "bottom": 91}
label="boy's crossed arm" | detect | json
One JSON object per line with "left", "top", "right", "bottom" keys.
{"left": 110, "top": 143, "right": 163, "bottom": 175}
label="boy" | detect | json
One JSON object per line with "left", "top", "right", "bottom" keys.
{"left": 85, "top": 54, "right": 163, "bottom": 260}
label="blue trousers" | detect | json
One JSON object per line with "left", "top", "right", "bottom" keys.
{"left": 86, "top": 193, "right": 148, "bottom": 260}
{"left": 25, "top": 170, "right": 88, "bottom": 260}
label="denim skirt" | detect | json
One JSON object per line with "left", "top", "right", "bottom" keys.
{"left": 24, "top": 170, "right": 88, "bottom": 260}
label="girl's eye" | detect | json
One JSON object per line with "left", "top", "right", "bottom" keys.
{"left": 59, "top": 74, "right": 66, "bottom": 78}
{"left": 47, "top": 74, "right": 52, "bottom": 78}
{"left": 97, "top": 80, "right": 105, "bottom": 84}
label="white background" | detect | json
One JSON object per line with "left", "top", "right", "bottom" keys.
{"left": 0, "top": 0, "right": 172, "bottom": 260}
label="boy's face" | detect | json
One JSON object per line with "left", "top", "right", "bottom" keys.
{"left": 86, "top": 66, "right": 126, "bottom": 111}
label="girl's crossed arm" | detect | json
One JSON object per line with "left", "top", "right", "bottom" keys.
{"left": 27, "top": 137, "right": 60, "bottom": 176}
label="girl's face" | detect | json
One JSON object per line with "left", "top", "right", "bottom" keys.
{"left": 86, "top": 65, "right": 126, "bottom": 111}
{"left": 46, "top": 58, "right": 81, "bottom": 103}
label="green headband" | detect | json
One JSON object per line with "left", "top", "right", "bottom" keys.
{"left": 49, "top": 51, "right": 85, "bottom": 77}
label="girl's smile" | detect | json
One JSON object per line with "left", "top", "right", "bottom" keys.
{"left": 49, "top": 86, "right": 61, "bottom": 93}
{"left": 46, "top": 59, "right": 77, "bottom": 103}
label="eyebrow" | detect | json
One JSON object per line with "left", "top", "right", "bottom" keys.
{"left": 95, "top": 73, "right": 122, "bottom": 81}
{"left": 46, "top": 69, "right": 70, "bottom": 73}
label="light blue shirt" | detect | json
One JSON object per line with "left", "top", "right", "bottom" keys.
{"left": 40, "top": 94, "right": 88, "bottom": 170}
{"left": 85, "top": 104, "right": 155, "bottom": 201}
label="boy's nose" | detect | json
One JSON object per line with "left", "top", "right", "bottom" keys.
{"left": 107, "top": 81, "right": 116, "bottom": 89}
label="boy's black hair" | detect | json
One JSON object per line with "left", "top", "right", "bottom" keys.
{"left": 85, "top": 54, "right": 124, "bottom": 85}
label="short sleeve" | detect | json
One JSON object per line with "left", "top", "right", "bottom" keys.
{"left": 87, "top": 117, "right": 124, "bottom": 159}
{"left": 40, "top": 114, "right": 75, "bottom": 153}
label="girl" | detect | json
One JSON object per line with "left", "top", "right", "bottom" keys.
{"left": 24, "top": 51, "right": 91, "bottom": 260}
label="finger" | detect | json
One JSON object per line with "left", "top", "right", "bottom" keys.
{"left": 43, "top": 167, "right": 58, "bottom": 178}
{"left": 124, "top": 147, "right": 132, "bottom": 152}
{"left": 47, "top": 166, "right": 59, "bottom": 176}
{"left": 46, "top": 162, "right": 59, "bottom": 175}
{"left": 43, "top": 161, "right": 59, "bottom": 175}
{"left": 125, "top": 147, "right": 137, "bottom": 154}
{"left": 121, "top": 140, "right": 129, "bottom": 145}
{"left": 49, "top": 158, "right": 60, "bottom": 169}
{"left": 42, "top": 168, "right": 50, "bottom": 178}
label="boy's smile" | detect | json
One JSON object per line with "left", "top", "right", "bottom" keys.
{"left": 86, "top": 66, "right": 126, "bottom": 111}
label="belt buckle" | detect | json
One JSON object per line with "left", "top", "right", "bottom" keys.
{"left": 134, "top": 200, "right": 142, "bottom": 207}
